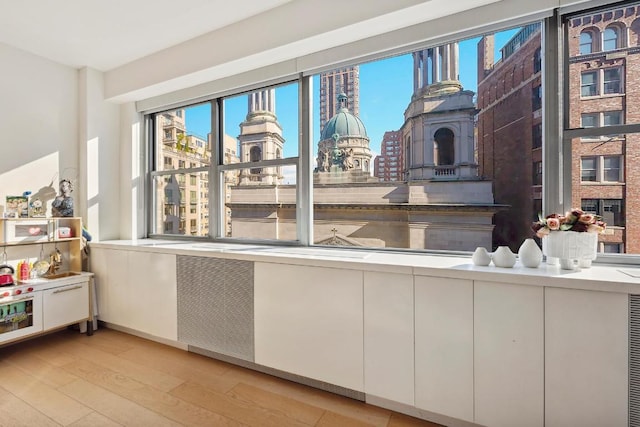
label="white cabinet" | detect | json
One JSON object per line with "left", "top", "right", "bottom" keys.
{"left": 414, "top": 276, "right": 474, "bottom": 422}
{"left": 545, "top": 288, "right": 628, "bottom": 427}
{"left": 91, "top": 248, "right": 177, "bottom": 341}
{"left": 364, "top": 271, "right": 414, "bottom": 405}
{"left": 254, "top": 262, "right": 364, "bottom": 392}
{"left": 42, "top": 281, "right": 89, "bottom": 331}
{"left": 127, "top": 251, "right": 177, "bottom": 340}
{"left": 474, "top": 281, "right": 544, "bottom": 427}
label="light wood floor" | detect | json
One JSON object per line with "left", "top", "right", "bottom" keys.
{"left": 0, "top": 328, "right": 442, "bottom": 427}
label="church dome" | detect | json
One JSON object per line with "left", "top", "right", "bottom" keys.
{"left": 321, "top": 93, "right": 368, "bottom": 140}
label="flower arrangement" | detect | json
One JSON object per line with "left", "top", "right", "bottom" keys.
{"left": 531, "top": 208, "right": 606, "bottom": 238}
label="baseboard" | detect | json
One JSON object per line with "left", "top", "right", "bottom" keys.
{"left": 365, "top": 395, "right": 484, "bottom": 427}
{"left": 98, "top": 321, "right": 188, "bottom": 350}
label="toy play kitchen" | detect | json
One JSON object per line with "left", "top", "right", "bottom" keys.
{"left": 0, "top": 217, "right": 93, "bottom": 347}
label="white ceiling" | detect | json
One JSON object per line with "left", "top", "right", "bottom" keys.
{"left": 0, "top": 0, "right": 293, "bottom": 71}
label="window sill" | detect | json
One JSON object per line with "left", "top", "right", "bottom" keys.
{"left": 91, "top": 239, "right": 640, "bottom": 295}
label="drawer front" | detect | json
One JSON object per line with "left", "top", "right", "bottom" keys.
{"left": 43, "top": 282, "right": 89, "bottom": 330}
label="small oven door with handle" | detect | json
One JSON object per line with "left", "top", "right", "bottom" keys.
{"left": 0, "top": 292, "right": 43, "bottom": 345}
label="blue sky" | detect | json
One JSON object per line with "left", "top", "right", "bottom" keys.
{"left": 186, "top": 28, "right": 520, "bottom": 161}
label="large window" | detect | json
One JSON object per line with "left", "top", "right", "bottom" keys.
{"left": 309, "top": 25, "right": 540, "bottom": 251}
{"left": 144, "top": 1, "right": 640, "bottom": 260}
{"left": 566, "top": 1, "right": 640, "bottom": 257}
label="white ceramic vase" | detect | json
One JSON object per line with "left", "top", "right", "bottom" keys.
{"left": 542, "top": 231, "right": 598, "bottom": 270}
{"left": 518, "top": 238, "right": 543, "bottom": 268}
{"left": 492, "top": 246, "right": 516, "bottom": 268}
{"left": 472, "top": 247, "right": 492, "bottom": 266}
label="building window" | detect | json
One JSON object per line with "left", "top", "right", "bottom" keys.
{"left": 434, "top": 128, "right": 455, "bottom": 165}
{"left": 580, "top": 155, "right": 623, "bottom": 183}
{"left": 581, "top": 113, "right": 598, "bottom": 128}
{"left": 580, "top": 111, "right": 624, "bottom": 140}
{"left": 532, "top": 85, "right": 542, "bottom": 111}
{"left": 533, "top": 48, "right": 542, "bottom": 73}
{"left": 581, "top": 71, "right": 598, "bottom": 97}
{"left": 532, "top": 123, "right": 542, "bottom": 148}
{"left": 603, "top": 67, "right": 622, "bottom": 94}
{"left": 603, "top": 156, "right": 622, "bottom": 182}
{"left": 603, "top": 26, "right": 620, "bottom": 51}
{"left": 532, "top": 161, "right": 543, "bottom": 185}
{"left": 603, "top": 243, "right": 622, "bottom": 253}
{"left": 579, "top": 30, "right": 594, "bottom": 54}
{"left": 582, "top": 199, "right": 624, "bottom": 227}
{"left": 581, "top": 157, "right": 597, "bottom": 182}
{"left": 603, "top": 110, "right": 622, "bottom": 126}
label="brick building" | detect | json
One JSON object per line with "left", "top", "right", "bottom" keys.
{"left": 567, "top": 6, "right": 640, "bottom": 253}
{"left": 374, "top": 130, "right": 403, "bottom": 181}
{"left": 477, "top": 24, "right": 543, "bottom": 250}
{"left": 478, "top": 6, "right": 639, "bottom": 254}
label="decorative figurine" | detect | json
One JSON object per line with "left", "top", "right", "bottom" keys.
{"left": 51, "top": 179, "right": 74, "bottom": 217}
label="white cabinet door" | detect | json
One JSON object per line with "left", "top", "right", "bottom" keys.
{"left": 42, "top": 281, "right": 89, "bottom": 331}
{"left": 254, "top": 262, "right": 364, "bottom": 392}
{"left": 415, "top": 276, "right": 473, "bottom": 422}
{"left": 127, "top": 251, "right": 177, "bottom": 341}
{"left": 91, "top": 248, "right": 177, "bottom": 341}
{"left": 545, "top": 288, "right": 628, "bottom": 427}
{"left": 474, "top": 281, "right": 544, "bottom": 427}
{"left": 100, "top": 248, "right": 130, "bottom": 325}
{"left": 364, "top": 271, "right": 414, "bottom": 405}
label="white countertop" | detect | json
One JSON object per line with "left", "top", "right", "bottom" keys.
{"left": 91, "top": 240, "right": 640, "bottom": 294}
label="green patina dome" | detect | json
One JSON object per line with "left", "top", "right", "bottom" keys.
{"left": 321, "top": 93, "right": 368, "bottom": 140}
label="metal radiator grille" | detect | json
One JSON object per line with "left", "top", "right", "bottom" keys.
{"left": 630, "top": 294, "right": 640, "bottom": 427}
{"left": 177, "top": 256, "right": 254, "bottom": 362}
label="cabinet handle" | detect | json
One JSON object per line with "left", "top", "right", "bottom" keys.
{"left": 53, "top": 285, "right": 83, "bottom": 294}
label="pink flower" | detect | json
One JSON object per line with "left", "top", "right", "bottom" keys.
{"left": 578, "top": 213, "right": 595, "bottom": 224}
{"left": 546, "top": 217, "right": 560, "bottom": 230}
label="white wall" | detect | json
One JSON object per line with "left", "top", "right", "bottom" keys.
{"left": 0, "top": 42, "right": 78, "bottom": 216}
{"left": 78, "top": 68, "right": 121, "bottom": 241}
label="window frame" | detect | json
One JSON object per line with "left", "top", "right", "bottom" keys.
{"left": 141, "top": 2, "right": 640, "bottom": 265}
{"left": 580, "top": 155, "right": 624, "bottom": 183}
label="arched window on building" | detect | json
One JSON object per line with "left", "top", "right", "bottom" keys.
{"left": 579, "top": 30, "right": 595, "bottom": 54}
{"left": 250, "top": 145, "right": 262, "bottom": 175}
{"left": 533, "top": 48, "right": 542, "bottom": 73}
{"left": 434, "top": 128, "right": 455, "bottom": 166}
{"left": 603, "top": 26, "right": 621, "bottom": 51}
{"left": 631, "top": 18, "right": 640, "bottom": 47}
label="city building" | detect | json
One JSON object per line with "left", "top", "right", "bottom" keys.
{"left": 478, "top": 9, "right": 636, "bottom": 253}
{"left": 402, "top": 43, "right": 479, "bottom": 181}
{"left": 238, "top": 88, "right": 284, "bottom": 185}
{"left": 314, "top": 92, "right": 374, "bottom": 181}
{"left": 156, "top": 110, "right": 211, "bottom": 236}
{"left": 566, "top": 6, "right": 640, "bottom": 253}
{"left": 230, "top": 42, "right": 500, "bottom": 251}
{"left": 373, "top": 130, "right": 403, "bottom": 181}
{"left": 477, "top": 24, "right": 543, "bottom": 250}
{"left": 319, "top": 66, "right": 360, "bottom": 135}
